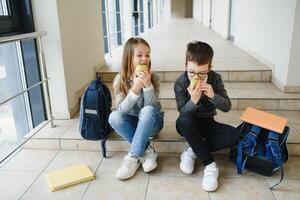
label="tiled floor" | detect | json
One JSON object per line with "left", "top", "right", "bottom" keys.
{"left": 103, "top": 19, "right": 269, "bottom": 72}
{"left": 1, "top": 149, "right": 300, "bottom": 200}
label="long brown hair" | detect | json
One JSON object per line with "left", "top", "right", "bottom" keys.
{"left": 119, "top": 37, "right": 159, "bottom": 95}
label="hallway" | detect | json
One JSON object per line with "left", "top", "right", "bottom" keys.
{"left": 104, "top": 19, "right": 269, "bottom": 73}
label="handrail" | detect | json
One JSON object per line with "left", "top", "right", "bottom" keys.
{"left": 0, "top": 31, "right": 47, "bottom": 44}
{"left": 0, "top": 31, "right": 55, "bottom": 128}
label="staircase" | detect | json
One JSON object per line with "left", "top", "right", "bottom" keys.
{"left": 23, "top": 19, "right": 300, "bottom": 156}
{"left": 24, "top": 67, "right": 300, "bottom": 156}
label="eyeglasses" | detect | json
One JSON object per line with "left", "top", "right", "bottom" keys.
{"left": 187, "top": 70, "right": 210, "bottom": 78}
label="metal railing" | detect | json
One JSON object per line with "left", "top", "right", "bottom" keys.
{"left": 0, "top": 31, "right": 55, "bottom": 163}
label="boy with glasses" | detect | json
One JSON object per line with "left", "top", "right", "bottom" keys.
{"left": 174, "top": 41, "right": 240, "bottom": 191}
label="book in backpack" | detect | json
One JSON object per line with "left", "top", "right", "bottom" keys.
{"left": 79, "top": 76, "right": 112, "bottom": 158}
{"left": 229, "top": 107, "right": 289, "bottom": 189}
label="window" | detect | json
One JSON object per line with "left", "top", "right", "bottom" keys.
{"left": 147, "top": 0, "right": 153, "bottom": 29}
{"left": 0, "top": 0, "right": 46, "bottom": 162}
{"left": 101, "top": 0, "right": 122, "bottom": 54}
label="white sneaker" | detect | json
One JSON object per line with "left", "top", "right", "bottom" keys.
{"left": 202, "top": 162, "right": 219, "bottom": 192}
{"left": 116, "top": 153, "right": 140, "bottom": 180}
{"left": 180, "top": 147, "right": 197, "bottom": 174}
{"left": 141, "top": 145, "right": 158, "bottom": 172}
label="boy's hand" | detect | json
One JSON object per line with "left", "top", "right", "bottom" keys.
{"left": 188, "top": 82, "right": 202, "bottom": 104}
{"left": 200, "top": 82, "right": 214, "bottom": 99}
{"left": 132, "top": 73, "right": 144, "bottom": 95}
{"left": 138, "top": 70, "right": 152, "bottom": 88}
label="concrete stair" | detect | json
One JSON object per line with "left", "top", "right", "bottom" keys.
{"left": 24, "top": 70, "right": 300, "bottom": 156}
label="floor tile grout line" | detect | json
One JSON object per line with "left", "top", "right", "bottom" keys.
{"left": 143, "top": 174, "right": 150, "bottom": 200}
{"left": 18, "top": 150, "right": 60, "bottom": 200}
{"left": 81, "top": 155, "right": 104, "bottom": 200}
{"left": 264, "top": 177, "right": 277, "bottom": 200}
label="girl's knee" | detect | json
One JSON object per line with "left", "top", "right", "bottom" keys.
{"left": 139, "top": 106, "right": 158, "bottom": 120}
{"left": 108, "top": 111, "right": 125, "bottom": 127}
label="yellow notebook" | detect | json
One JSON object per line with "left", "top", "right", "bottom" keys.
{"left": 44, "top": 163, "right": 96, "bottom": 192}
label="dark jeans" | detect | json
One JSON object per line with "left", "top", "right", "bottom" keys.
{"left": 176, "top": 113, "right": 240, "bottom": 166}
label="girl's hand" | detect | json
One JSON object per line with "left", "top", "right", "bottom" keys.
{"left": 138, "top": 70, "right": 152, "bottom": 88}
{"left": 132, "top": 74, "right": 144, "bottom": 95}
{"left": 188, "top": 82, "right": 202, "bottom": 104}
{"left": 199, "top": 82, "right": 214, "bottom": 99}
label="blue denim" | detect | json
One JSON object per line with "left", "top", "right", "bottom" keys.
{"left": 108, "top": 105, "right": 164, "bottom": 157}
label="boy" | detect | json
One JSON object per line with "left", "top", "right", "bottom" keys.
{"left": 174, "top": 41, "right": 239, "bottom": 191}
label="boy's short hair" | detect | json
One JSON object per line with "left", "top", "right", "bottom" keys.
{"left": 186, "top": 41, "right": 214, "bottom": 68}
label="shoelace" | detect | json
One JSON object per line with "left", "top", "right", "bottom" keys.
{"left": 122, "top": 157, "right": 139, "bottom": 168}
{"left": 204, "top": 167, "right": 218, "bottom": 177}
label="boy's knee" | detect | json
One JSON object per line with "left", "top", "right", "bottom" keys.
{"left": 176, "top": 114, "right": 194, "bottom": 127}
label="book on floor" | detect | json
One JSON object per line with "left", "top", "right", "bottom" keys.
{"left": 44, "top": 163, "right": 95, "bottom": 192}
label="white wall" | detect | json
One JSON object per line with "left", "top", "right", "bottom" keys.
{"left": 211, "top": 0, "right": 229, "bottom": 39}
{"left": 31, "top": 0, "right": 69, "bottom": 118}
{"left": 32, "top": 0, "right": 105, "bottom": 119}
{"left": 286, "top": 0, "right": 300, "bottom": 90}
{"left": 233, "top": 0, "right": 297, "bottom": 90}
{"left": 202, "top": 0, "right": 211, "bottom": 27}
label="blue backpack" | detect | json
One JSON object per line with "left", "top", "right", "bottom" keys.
{"left": 79, "top": 76, "right": 112, "bottom": 158}
{"left": 230, "top": 122, "right": 289, "bottom": 189}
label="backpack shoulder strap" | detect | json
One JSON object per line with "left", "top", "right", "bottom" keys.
{"left": 236, "top": 123, "right": 261, "bottom": 174}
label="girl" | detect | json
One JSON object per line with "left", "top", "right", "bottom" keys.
{"left": 108, "top": 37, "right": 164, "bottom": 180}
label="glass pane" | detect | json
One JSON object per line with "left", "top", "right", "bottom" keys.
{"left": 102, "top": 13, "right": 107, "bottom": 36}
{"left": 0, "top": 42, "right": 24, "bottom": 103}
{"left": 0, "top": 95, "right": 30, "bottom": 161}
{"left": 116, "top": 0, "right": 120, "bottom": 12}
{"left": 101, "top": 0, "right": 106, "bottom": 12}
{"left": 140, "top": 0, "right": 143, "bottom": 11}
{"left": 117, "top": 32, "right": 122, "bottom": 45}
{"left": 116, "top": 13, "right": 121, "bottom": 32}
{"left": 21, "top": 39, "right": 46, "bottom": 127}
{"left": 109, "top": 0, "right": 115, "bottom": 12}
{"left": 0, "top": 0, "right": 8, "bottom": 16}
{"left": 109, "top": 11, "right": 116, "bottom": 34}
{"left": 104, "top": 37, "right": 108, "bottom": 53}
{"left": 110, "top": 33, "right": 118, "bottom": 49}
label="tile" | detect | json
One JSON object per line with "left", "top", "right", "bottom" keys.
{"left": 44, "top": 150, "right": 102, "bottom": 173}
{"left": 20, "top": 171, "right": 88, "bottom": 200}
{"left": 279, "top": 100, "right": 300, "bottom": 111}
{"left": 261, "top": 71, "right": 272, "bottom": 81}
{"left": 238, "top": 99, "right": 279, "bottom": 110}
{"left": 287, "top": 143, "right": 300, "bottom": 156}
{"left": 215, "top": 110, "right": 242, "bottom": 122}
{"left": 160, "top": 99, "right": 177, "bottom": 109}
{"left": 266, "top": 179, "right": 300, "bottom": 200}
{"left": 229, "top": 71, "right": 261, "bottom": 82}
{"left": 97, "top": 152, "right": 127, "bottom": 175}
{"left": 60, "top": 119, "right": 82, "bottom": 139}
{"left": 23, "top": 139, "right": 60, "bottom": 150}
{"left": 83, "top": 172, "right": 148, "bottom": 200}
{"left": 32, "top": 120, "right": 74, "bottom": 139}
{"left": 156, "top": 121, "right": 183, "bottom": 141}
{"left": 228, "top": 82, "right": 268, "bottom": 89}
{"left": 164, "top": 71, "right": 182, "bottom": 82}
{"left": 146, "top": 176, "right": 209, "bottom": 200}
{"left": 1, "top": 149, "right": 58, "bottom": 171}
{"left": 279, "top": 111, "right": 300, "bottom": 124}
{"left": 237, "top": 88, "right": 278, "bottom": 99}
{"left": 151, "top": 153, "right": 202, "bottom": 177}
{"left": 0, "top": 170, "right": 40, "bottom": 200}
{"left": 60, "top": 139, "right": 100, "bottom": 151}
{"left": 210, "top": 177, "right": 274, "bottom": 200}
{"left": 154, "top": 141, "right": 186, "bottom": 154}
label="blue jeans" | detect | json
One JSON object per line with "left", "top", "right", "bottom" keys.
{"left": 108, "top": 105, "right": 164, "bottom": 157}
